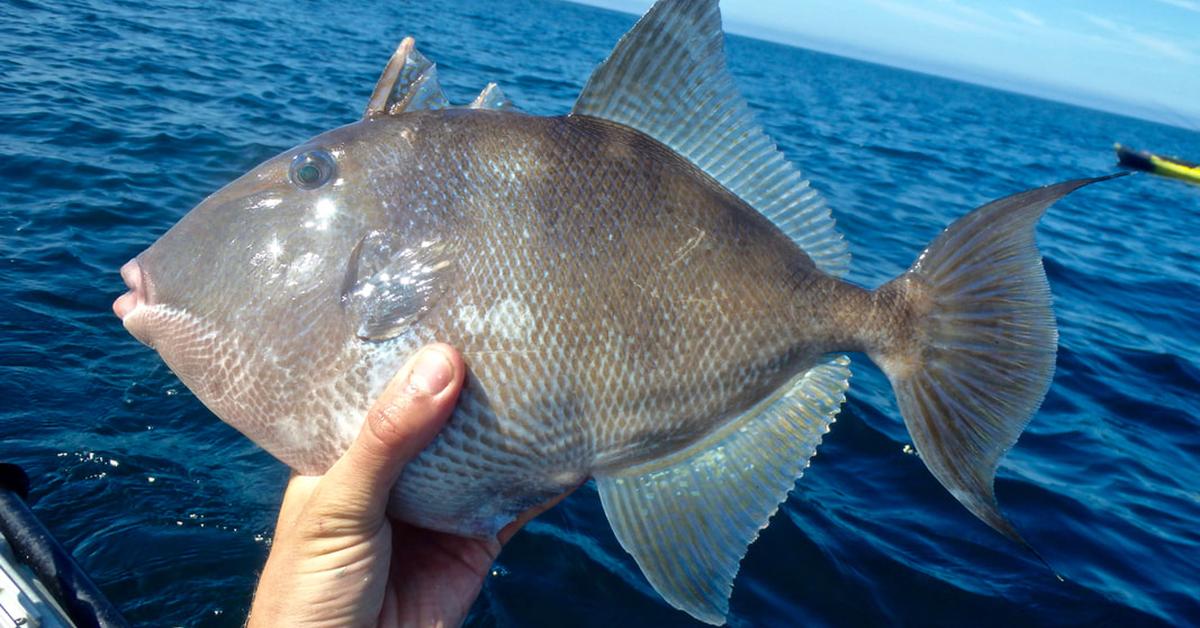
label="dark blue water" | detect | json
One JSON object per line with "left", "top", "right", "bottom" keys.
{"left": 3, "top": 0, "right": 1199, "bottom": 625}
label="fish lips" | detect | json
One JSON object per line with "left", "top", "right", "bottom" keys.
{"left": 113, "top": 257, "right": 156, "bottom": 323}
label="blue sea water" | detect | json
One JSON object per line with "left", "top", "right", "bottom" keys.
{"left": 2, "top": 0, "right": 1199, "bottom": 625}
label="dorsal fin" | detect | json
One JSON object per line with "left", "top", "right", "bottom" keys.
{"left": 364, "top": 37, "right": 448, "bottom": 118}
{"left": 572, "top": 0, "right": 850, "bottom": 277}
{"left": 470, "top": 83, "right": 514, "bottom": 111}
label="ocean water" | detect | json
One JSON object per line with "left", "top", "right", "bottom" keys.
{"left": 2, "top": 0, "right": 1199, "bottom": 625}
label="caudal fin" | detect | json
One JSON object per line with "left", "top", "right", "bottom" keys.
{"left": 874, "top": 174, "right": 1125, "bottom": 554}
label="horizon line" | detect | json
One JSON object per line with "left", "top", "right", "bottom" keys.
{"left": 562, "top": 0, "right": 1200, "bottom": 135}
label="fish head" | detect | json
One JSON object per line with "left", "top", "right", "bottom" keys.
{"left": 112, "top": 118, "right": 430, "bottom": 467}
{"left": 112, "top": 33, "right": 491, "bottom": 470}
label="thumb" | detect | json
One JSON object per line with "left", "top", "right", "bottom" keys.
{"left": 315, "top": 344, "right": 464, "bottom": 524}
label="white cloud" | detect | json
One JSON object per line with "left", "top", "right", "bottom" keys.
{"left": 865, "top": 0, "right": 987, "bottom": 34}
{"left": 1083, "top": 13, "right": 1199, "bottom": 64}
{"left": 866, "top": 1, "right": 1051, "bottom": 36}
{"left": 1010, "top": 8, "right": 1045, "bottom": 28}
{"left": 1153, "top": 0, "right": 1200, "bottom": 13}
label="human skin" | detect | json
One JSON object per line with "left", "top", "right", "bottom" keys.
{"left": 246, "top": 344, "right": 564, "bottom": 627}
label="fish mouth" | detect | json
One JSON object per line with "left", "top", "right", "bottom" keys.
{"left": 113, "top": 258, "right": 154, "bottom": 320}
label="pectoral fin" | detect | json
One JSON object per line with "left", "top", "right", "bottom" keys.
{"left": 596, "top": 356, "right": 851, "bottom": 624}
{"left": 340, "top": 231, "right": 454, "bottom": 341}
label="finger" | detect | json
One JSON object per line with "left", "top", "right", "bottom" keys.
{"left": 273, "top": 472, "right": 320, "bottom": 538}
{"left": 496, "top": 484, "right": 580, "bottom": 545}
{"left": 315, "top": 344, "right": 464, "bottom": 523}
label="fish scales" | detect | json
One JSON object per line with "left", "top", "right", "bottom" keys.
{"left": 379, "top": 110, "right": 841, "bottom": 530}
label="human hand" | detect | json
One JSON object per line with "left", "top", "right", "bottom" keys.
{"left": 247, "top": 344, "right": 561, "bottom": 627}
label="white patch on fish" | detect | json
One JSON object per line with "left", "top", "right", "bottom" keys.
{"left": 457, "top": 299, "right": 534, "bottom": 341}
{"left": 458, "top": 304, "right": 485, "bottom": 335}
{"left": 487, "top": 298, "right": 533, "bottom": 341}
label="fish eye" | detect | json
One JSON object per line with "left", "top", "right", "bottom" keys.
{"left": 289, "top": 150, "right": 336, "bottom": 190}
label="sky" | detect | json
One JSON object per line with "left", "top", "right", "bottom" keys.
{"left": 571, "top": 0, "right": 1200, "bottom": 130}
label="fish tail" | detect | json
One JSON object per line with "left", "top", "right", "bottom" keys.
{"left": 869, "top": 174, "right": 1124, "bottom": 555}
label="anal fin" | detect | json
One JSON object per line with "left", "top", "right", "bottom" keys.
{"left": 596, "top": 355, "right": 851, "bottom": 625}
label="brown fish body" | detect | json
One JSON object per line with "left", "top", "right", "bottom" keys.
{"left": 374, "top": 110, "right": 861, "bottom": 531}
{"left": 114, "top": 0, "right": 1122, "bottom": 623}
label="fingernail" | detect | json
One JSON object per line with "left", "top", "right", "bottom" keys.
{"left": 409, "top": 348, "right": 453, "bottom": 395}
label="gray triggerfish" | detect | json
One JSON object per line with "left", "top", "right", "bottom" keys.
{"left": 113, "top": 0, "right": 1121, "bottom": 623}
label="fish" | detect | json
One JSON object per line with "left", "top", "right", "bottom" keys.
{"left": 112, "top": 0, "right": 1123, "bottom": 623}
